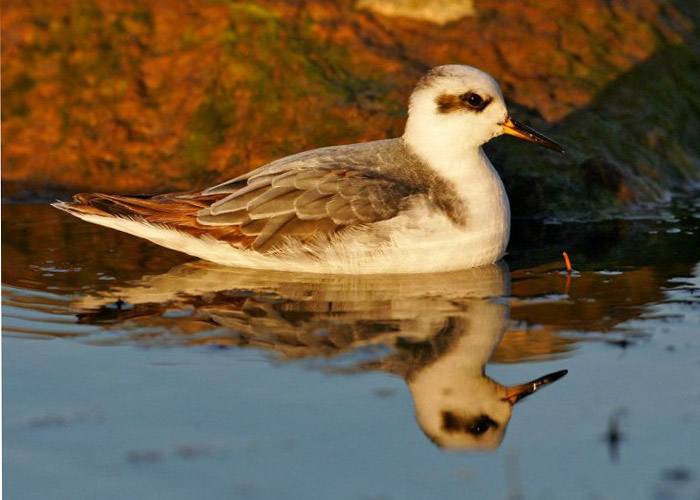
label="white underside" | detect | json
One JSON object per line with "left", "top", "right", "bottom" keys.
{"left": 62, "top": 201, "right": 509, "bottom": 274}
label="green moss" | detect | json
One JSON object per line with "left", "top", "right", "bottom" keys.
{"left": 180, "top": 27, "right": 202, "bottom": 48}
{"left": 200, "top": 2, "right": 393, "bottom": 164}
{"left": 1, "top": 72, "right": 36, "bottom": 119}
{"left": 180, "top": 92, "right": 235, "bottom": 183}
{"left": 226, "top": 2, "right": 280, "bottom": 20}
{"left": 129, "top": 6, "right": 153, "bottom": 28}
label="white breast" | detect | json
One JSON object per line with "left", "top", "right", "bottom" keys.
{"left": 304, "top": 149, "right": 511, "bottom": 274}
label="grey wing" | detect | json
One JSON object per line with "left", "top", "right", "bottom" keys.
{"left": 197, "top": 160, "right": 418, "bottom": 252}
{"left": 201, "top": 142, "right": 391, "bottom": 196}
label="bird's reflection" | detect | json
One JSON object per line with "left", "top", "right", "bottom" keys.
{"left": 76, "top": 260, "right": 567, "bottom": 451}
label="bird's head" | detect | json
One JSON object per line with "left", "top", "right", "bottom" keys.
{"left": 404, "top": 65, "right": 564, "bottom": 159}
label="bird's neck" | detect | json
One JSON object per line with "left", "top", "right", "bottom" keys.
{"left": 403, "top": 134, "right": 499, "bottom": 200}
{"left": 402, "top": 127, "right": 487, "bottom": 188}
{"left": 402, "top": 129, "right": 511, "bottom": 252}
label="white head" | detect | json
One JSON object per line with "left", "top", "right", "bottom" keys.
{"left": 403, "top": 65, "right": 563, "bottom": 166}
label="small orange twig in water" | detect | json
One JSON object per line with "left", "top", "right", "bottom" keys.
{"left": 562, "top": 251, "right": 572, "bottom": 274}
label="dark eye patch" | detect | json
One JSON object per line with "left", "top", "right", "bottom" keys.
{"left": 441, "top": 411, "right": 462, "bottom": 432}
{"left": 436, "top": 92, "right": 492, "bottom": 114}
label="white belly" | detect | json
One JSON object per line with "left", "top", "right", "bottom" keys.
{"left": 318, "top": 208, "right": 505, "bottom": 274}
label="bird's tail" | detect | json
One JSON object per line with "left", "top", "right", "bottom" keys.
{"left": 52, "top": 192, "right": 255, "bottom": 245}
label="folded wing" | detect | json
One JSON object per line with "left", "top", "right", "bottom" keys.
{"left": 58, "top": 140, "right": 426, "bottom": 253}
{"left": 198, "top": 164, "right": 417, "bottom": 251}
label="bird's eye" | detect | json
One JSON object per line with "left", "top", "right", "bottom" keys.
{"left": 466, "top": 415, "right": 498, "bottom": 435}
{"left": 468, "top": 422, "right": 489, "bottom": 435}
{"left": 462, "top": 92, "right": 484, "bottom": 108}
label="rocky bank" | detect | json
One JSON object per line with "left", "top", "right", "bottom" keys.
{"left": 2, "top": 0, "right": 699, "bottom": 215}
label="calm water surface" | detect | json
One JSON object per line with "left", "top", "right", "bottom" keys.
{"left": 3, "top": 198, "right": 700, "bottom": 500}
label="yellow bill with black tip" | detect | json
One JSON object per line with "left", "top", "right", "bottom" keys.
{"left": 501, "top": 116, "right": 565, "bottom": 153}
{"left": 504, "top": 369, "right": 568, "bottom": 405}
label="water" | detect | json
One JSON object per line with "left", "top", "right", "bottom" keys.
{"left": 3, "top": 199, "right": 700, "bottom": 500}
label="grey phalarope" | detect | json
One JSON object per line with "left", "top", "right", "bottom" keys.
{"left": 54, "top": 65, "right": 564, "bottom": 274}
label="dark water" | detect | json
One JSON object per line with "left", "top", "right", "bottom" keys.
{"left": 3, "top": 198, "right": 700, "bottom": 500}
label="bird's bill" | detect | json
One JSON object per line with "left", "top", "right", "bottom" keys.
{"left": 501, "top": 116, "right": 565, "bottom": 153}
{"left": 504, "top": 369, "right": 568, "bottom": 405}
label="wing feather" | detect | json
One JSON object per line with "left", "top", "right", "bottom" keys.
{"left": 350, "top": 198, "right": 379, "bottom": 223}
{"left": 247, "top": 188, "right": 300, "bottom": 219}
{"left": 240, "top": 218, "right": 268, "bottom": 236}
{"left": 295, "top": 190, "right": 333, "bottom": 220}
{"left": 325, "top": 196, "right": 354, "bottom": 224}
{"left": 208, "top": 184, "right": 270, "bottom": 215}
{"left": 253, "top": 214, "right": 295, "bottom": 251}
{"left": 196, "top": 140, "right": 435, "bottom": 251}
{"left": 198, "top": 210, "right": 250, "bottom": 225}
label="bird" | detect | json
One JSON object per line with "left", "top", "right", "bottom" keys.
{"left": 54, "top": 65, "right": 564, "bottom": 274}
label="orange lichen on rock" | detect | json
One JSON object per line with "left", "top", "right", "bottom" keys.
{"left": 1, "top": 0, "right": 695, "bottom": 199}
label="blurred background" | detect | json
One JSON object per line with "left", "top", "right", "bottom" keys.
{"left": 2, "top": 0, "right": 700, "bottom": 215}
